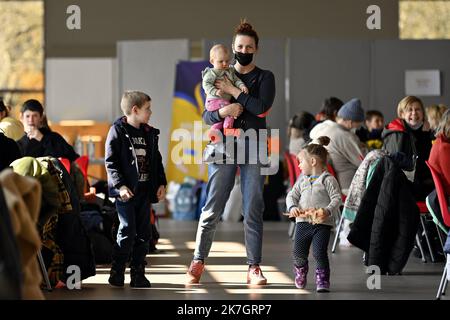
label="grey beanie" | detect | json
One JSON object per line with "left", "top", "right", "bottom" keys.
{"left": 337, "top": 98, "right": 364, "bottom": 122}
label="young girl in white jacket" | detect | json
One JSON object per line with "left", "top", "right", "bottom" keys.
{"left": 286, "top": 136, "right": 342, "bottom": 292}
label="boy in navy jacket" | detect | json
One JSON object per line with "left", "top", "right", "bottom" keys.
{"left": 105, "top": 91, "right": 166, "bottom": 288}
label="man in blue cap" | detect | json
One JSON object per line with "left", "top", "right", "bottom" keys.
{"left": 309, "top": 98, "right": 367, "bottom": 194}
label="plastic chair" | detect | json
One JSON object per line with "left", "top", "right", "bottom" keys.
{"left": 416, "top": 200, "right": 438, "bottom": 263}
{"left": 284, "top": 151, "right": 300, "bottom": 187}
{"left": 425, "top": 160, "right": 450, "bottom": 299}
{"left": 74, "top": 155, "right": 89, "bottom": 181}
{"left": 326, "top": 163, "right": 337, "bottom": 178}
{"left": 58, "top": 157, "right": 71, "bottom": 174}
{"left": 284, "top": 151, "right": 301, "bottom": 239}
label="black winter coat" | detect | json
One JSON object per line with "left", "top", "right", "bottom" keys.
{"left": 17, "top": 128, "right": 79, "bottom": 162}
{"left": 0, "top": 132, "right": 21, "bottom": 171}
{"left": 105, "top": 117, "right": 167, "bottom": 202}
{"left": 347, "top": 156, "right": 420, "bottom": 274}
{"left": 382, "top": 118, "right": 433, "bottom": 200}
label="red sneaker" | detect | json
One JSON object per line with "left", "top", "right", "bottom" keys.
{"left": 186, "top": 260, "right": 204, "bottom": 284}
{"left": 247, "top": 265, "right": 267, "bottom": 285}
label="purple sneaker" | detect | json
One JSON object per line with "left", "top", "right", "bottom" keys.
{"left": 293, "top": 264, "right": 308, "bottom": 289}
{"left": 315, "top": 268, "right": 330, "bottom": 292}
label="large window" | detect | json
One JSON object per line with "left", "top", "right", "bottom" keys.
{"left": 400, "top": 0, "right": 450, "bottom": 39}
{"left": 0, "top": 0, "right": 44, "bottom": 117}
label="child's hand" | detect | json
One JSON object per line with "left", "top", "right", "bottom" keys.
{"left": 316, "top": 208, "right": 329, "bottom": 219}
{"left": 157, "top": 185, "right": 166, "bottom": 201}
{"left": 240, "top": 85, "right": 249, "bottom": 94}
{"left": 216, "top": 89, "right": 224, "bottom": 97}
{"left": 288, "top": 207, "right": 306, "bottom": 218}
{"left": 26, "top": 126, "right": 44, "bottom": 141}
{"left": 310, "top": 208, "right": 329, "bottom": 224}
{"left": 119, "top": 186, "right": 134, "bottom": 201}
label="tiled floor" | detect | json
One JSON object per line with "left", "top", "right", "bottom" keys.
{"left": 44, "top": 219, "right": 446, "bottom": 300}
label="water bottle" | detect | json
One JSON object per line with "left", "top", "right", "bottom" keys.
{"left": 74, "top": 135, "right": 83, "bottom": 155}
{"left": 87, "top": 137, "right": 95, "bottom": 159}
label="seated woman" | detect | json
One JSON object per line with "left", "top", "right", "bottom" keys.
{"left": 426, "top": 104, "right": 448, "bottom": 137}
{"left": 287, "top": 111, "right": 316, "bottom": 156}
{"left": 316, "top": 96, "right": 344, "bottom": 122}
{"left": 382, "top": 96, "right": 434, "bottom": 201}
{"left": 428, "top": 108, "right": 450, "bottom": 201}
{"left": 0, "top": 98, "right": 24, "bottom": 141}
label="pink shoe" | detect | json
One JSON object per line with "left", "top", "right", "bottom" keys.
{"left": 247, "top": 265, "right": 267, "bottom": 285}
{"left": 186, "top": 260, "right": 204, "bottom": 284}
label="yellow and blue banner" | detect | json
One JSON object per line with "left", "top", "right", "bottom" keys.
{"left": 166, "top": 60, "right": 210, "bottom": 183}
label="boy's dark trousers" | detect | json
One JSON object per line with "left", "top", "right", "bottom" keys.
{"left": 112, "top": 187, "right": 152, "bottom": 269}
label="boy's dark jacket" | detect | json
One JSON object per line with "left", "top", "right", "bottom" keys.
{"left": 17, "top": 128, "right": 79, "bottom": 162}
{"left": 105, "top": 116, "right": 167, "bottom": 203}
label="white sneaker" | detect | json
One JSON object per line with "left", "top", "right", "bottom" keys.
{"left": 339, "top": 237, "right": 353, "bottom": 247}
{"left": 338, "top": 220, "right": 353, "bottom": 247}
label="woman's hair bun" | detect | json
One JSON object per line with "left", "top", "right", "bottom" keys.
{"left": 317, "top": 136, "right": 330, "bottom": 146}
{"left": 236, "top": 19, "right": 253, "bottom": 33}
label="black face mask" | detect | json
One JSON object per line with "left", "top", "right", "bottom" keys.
{"left": 234, "top": 52, "right": 253, "bottom": 66}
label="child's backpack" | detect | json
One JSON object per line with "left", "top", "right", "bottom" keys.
{"left": 173, "top": 181, "right": 198, "bottom": 220}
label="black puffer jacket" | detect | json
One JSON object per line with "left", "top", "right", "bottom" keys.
{"left": 382, "top": 118, "right": 433, "bottom": 200}
{"left": 105, "top": 117, "right": 167, "bottom": 202}
{"left": 0, "top": 132, "right": 21, "bottom": 171}
{"left": 347, "top": 156, "right": 420, "bottom": 274}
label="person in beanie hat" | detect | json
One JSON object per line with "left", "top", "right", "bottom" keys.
{"left": 337, "top": 98, "right": 365, "bottom": 123}
{"left": 309, "top": 98, "right": 367, "bottom": 193}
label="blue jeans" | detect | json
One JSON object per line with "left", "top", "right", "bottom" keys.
{"left": 193, "top": 163, "right": 266, "bottom": 265}
{"left": 113, "top": 188, "right": 151, "bottom": 267}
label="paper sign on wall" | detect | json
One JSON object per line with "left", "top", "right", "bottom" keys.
{"left": 405, "top": 70, "right": 440, "bottom": 96}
